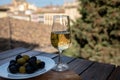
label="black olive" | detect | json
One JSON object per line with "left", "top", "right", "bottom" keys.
{"left": 9, "top": 65, "right": 18, "bottom": 74}
{"left": 30, "top": 56, "right": 37, "bottom": 61}
{"left": 15, "top": 63, "right": 21, "bottom": 70}
{"left": 32, "top": 64, "right": 38, "bottom": 71}
{"left": 28, "top": 58, "right": 36, "bottom": 66}
{"left": 16, "top": 55, "right": 22, "bottom": 61}
{"left": 26, "top": 65, "right": 35, "bottom": 74}
{"left": 9, "top": 60, "right": 16, "bottom": 68}
{"left": 37, "top": 61, "right": 45, "bottom": 69}
{"left": 10, "top": 60, "right": 16, "bottom": 64}
{"left": 8, "top": 64, "right": 14, "bottom": 69}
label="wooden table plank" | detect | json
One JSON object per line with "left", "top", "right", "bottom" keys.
{"left": 53, "top": 56, "right": 75, "bottom": 64}
{"left": 80, "top": 62, "right": 115, "bottom": 80}
{"left": 0, "top": 56, "right": 16, "bottom": 65}
{"left": 68, "top": 59, "right": 94, "bottom": 75}
{"left": 22, "top": 50, "right": 44, "bottom": 56}
{"left": 0, "top": 47, "right": 31, "bottom": 60}
{"left": 0, "top": 48, "right": 32, "bottom": 65}
{"left": 108, "top": 66, "right": 120, "bottom": 80}
{"left": 17, "top": 50, "right": 56, "bottom": 58}
{"left": 22, "top": 50, "right": 58, "bottom": 58}
{"left": 40, "top": 53, "right": 58, "bottom": 58}
{"left": 28, "top": 70, "right": 82, "bottom": 80}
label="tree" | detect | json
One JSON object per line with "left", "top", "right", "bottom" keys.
{"left": 64, "top": 0, "right": 120, "bottom": 65}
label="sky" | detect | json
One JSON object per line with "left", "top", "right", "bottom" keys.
{"left": 0, "top": 0, "right": 64, "bottom": 7}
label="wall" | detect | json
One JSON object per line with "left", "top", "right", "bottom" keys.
{"left": 63, "top": 0, "right": 81, "bottom": 22}
{"left": 0, "top": 17, "right": 52, "bottom": 52}
{"left": 0, "top": 18, "right": 10, "bottom": 51}
{"left": 0, "top": 12, "right": 8, "bottom": 18}
{"left": 65, "top": 8, "right": 80, "bottom": 21}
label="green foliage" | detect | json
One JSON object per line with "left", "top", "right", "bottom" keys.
{"left": 64, "top": 0, "right": 120, "bottom": 65}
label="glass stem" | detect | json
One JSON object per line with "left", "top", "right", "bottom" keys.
{"left": 58, "top": 50, "right": 62, "bottom": 64}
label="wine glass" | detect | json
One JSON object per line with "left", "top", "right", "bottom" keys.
{"left": 51, "top": 15, "right": 71, "bottom": 71}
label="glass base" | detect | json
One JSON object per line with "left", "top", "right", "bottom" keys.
{"left": 52, "top": 63, "right": 69, "bottom": 71}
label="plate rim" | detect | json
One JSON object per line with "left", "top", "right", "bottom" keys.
{"left": 0, "top": 56, "right": 55, "bottom": 79}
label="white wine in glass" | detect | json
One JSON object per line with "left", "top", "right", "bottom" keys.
{"left": 51, "top": 15, "right": 71, "bottom": 71}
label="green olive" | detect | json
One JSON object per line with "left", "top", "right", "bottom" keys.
{"left": 19, "top": 66, "right": 26, "bottom": 73}
{"left": 22, "top": 55, "right": 30, "bottom": 61}
{"left": 17, "top": 58, "right": 26, "bottom": 65}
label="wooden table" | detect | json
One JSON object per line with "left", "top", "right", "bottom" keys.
{"left": 0, "top": 47, "right": 120, "bottom": 80}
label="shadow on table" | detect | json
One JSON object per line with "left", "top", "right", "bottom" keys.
{"left": 0, "top": 38, "right": 39, "bottom": 52}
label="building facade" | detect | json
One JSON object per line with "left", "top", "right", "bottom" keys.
{"left": 5, "top": 0, "right": 80, "bottom": 25}
{"left": 63, "top": 0, "right": 81, "bottom": 21}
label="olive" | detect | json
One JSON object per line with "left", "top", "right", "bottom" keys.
{"left": 9, "top": 60, "right": 16, "bottom": 68}
{"left": 36, "top": 59, "right": 41, "bottom": 64}
{"left": 32, "top": 64, "right": 38, "bottom": 71}
{"left": 9, "top": 65, "right": 18, "bottom": 74}
{"left": 10, "top": 60, "right": 16, "bottom": 64}
{"left": 17, "top": 58, "right": 26, "bottom": 65}
{"left": 30, "top": 56, "right": 37, "bottom": 61}
{"left": 26, "top": 65, "right": 34, "bottom": 74}
{"left": 37, "top": 61, "right": 45, "bottom": 69}
{"left": 23, "top": 62, "right": 29, "bottom": 67}
{"left": 22, "top": 55, "right": 30, "bottom": 61}
{"left": 19, "top": 66, "right": 26, "bottom": 73}
{"left": 15, "top": 63, "right": 21, "bottom": 69}
{"left": 8, "top": 64, "right": 15, "bottom": 69}
{"left": 16, "top": 55, "right": 22, "bottom": 61}
{"left": 28, "top": 58, "right": 36, "bottom": 66}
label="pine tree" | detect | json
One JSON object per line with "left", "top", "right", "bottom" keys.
{"left": 64, "top": 0, "right": 120, "bottom": 65}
